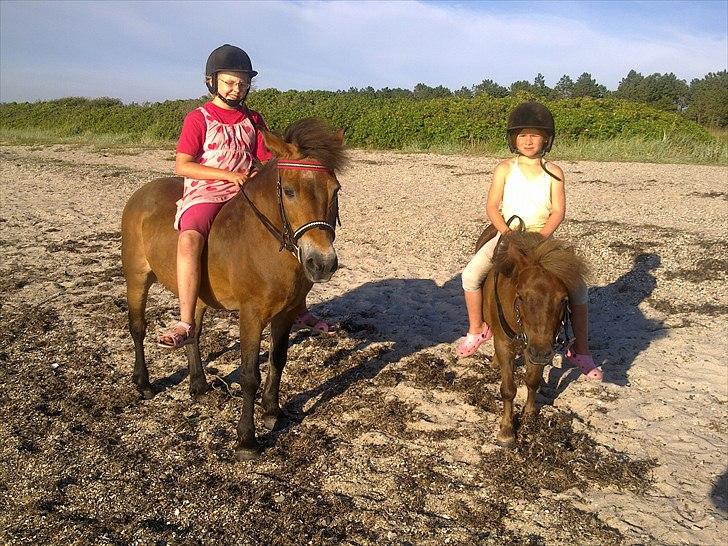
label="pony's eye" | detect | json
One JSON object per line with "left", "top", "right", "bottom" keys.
{"left": 283, "top": 187, "right": 295, "bottom": 198}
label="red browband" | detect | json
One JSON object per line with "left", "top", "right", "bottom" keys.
{"left": 276, "top": 159, "right": 331, "bottom": 172}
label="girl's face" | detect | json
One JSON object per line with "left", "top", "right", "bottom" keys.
{"left": 210, "top": 71, "right": 251, "bottom": 101}
{"left": 515, "top": 128, "right": 547, "bottom": 157}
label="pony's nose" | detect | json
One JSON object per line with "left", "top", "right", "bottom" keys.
{"left": 304, "top": 252, "right": 337, "bottom": 282}
{"left": 526, "top": 345, "right": 555, "bottom": 364}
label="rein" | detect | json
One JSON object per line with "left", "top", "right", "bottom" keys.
{"left": 491, "top": 215, "right": 573, "bottom": 352}
{"left": 240, "top": 158, "right": 339, "bottom": 262}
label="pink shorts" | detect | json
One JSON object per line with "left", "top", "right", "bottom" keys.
{"left": 178, "top": 201, "right": 226, "bottom": 238}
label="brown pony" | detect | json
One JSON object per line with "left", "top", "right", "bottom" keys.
{"left": 121, "top": 118, "right": 347, "bottom": 460}
{"left": 481, "top": 230, "right": 588, "bottom": 447}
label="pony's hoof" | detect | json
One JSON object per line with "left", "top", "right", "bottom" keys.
{"left": 234, "top": 443, "right": 263, "bottom": 461}
{"left": 189, "top": 381, "right": 211, "bottom": 399}
{"left": 135, "top": 383, "right": 156, "bottom": 399}
{"left": 262, "top": 412, "right": 280, "bottom": 431}
{"left": 496, "top": 434, "right": 516, "bottom": 449}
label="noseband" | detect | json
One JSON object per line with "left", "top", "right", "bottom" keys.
{"left": 241, "top": 158, "right": 340, "bottom": 262}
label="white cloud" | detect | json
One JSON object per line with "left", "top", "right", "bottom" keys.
{"left": 1, "top": 0, "right": 725, "bottom": 102}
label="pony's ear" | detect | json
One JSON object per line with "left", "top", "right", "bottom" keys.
{"left": 334, "top": 128, "right": 345, "bottom": 145}
{"left": 261, "top": 128, "right": 298, "bottom": 158}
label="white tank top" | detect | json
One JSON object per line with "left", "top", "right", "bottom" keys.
{"left": 501, "top": 159, "right": 552, "bottom": 231}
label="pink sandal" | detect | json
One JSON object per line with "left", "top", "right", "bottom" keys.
{"left": 293, "top": 311, "right": 336, "bottom": 334}
{"left": 565, "top": 349, "right": 603, "bottom": 381}
{"left": 455, "top": 324, "right": 493, "bottom": 358}
{"left": 157, "top": 321, "right": 194, "bottom": 349}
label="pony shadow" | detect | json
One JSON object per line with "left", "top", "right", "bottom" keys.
{"left": 150, "top": 366, "right": 189, "bottom": 393}
{"left": 541, "top": 366, "right": 583, "bottom": 402}
{"left": 150, "top": 340, "right": 246, "bottom": 396}
{"left": 586, "top": 252, "right": 666, "bottom": 386}
{"left": 277, "top": 275, "right": 468, "bottom": 420}
{"left": 541, "top": 253, "right": 665, "bottom": 401}
{"left": 710, "top": 467, "right": 728, "bottom": 514}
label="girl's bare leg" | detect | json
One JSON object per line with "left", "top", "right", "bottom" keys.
{"left": 464, "top": 288, "right": 485, "bottom": 334}
{"left": 177, "top": 229, "right": 205, "bottom": 325}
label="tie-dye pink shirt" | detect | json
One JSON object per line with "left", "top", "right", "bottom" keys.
{"left": 173, "top": 102, "right": 272, "bottom": 229}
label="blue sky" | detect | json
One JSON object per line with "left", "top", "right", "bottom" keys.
{"left": 1, "top": 0, "right": 726, "bottom": 103}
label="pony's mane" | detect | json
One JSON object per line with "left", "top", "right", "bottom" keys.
{"left": 284, "top": 118, "right": 348, "bottom": 172}
{"left": 493, "top": 231, "right": 589, "bottom": 291}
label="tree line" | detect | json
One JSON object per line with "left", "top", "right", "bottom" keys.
{"left": 337, "top": 70, "right": 728, "bottom": 127}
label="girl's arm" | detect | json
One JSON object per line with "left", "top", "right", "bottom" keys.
{"left": 175, "top": 153, "right": 248, "bottom": 187}
{"left": 486, "top": 162, "right": 511, "bottom": 234}
{"left": 539, "top": 164, "right": 566, "bottom": 237}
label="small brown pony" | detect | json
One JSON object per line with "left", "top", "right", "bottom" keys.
{"left": 478, "top": 227, "right": 587, "bottom": 447}
{"left": 121, "top": 118, "right": 346, "bottom": 460}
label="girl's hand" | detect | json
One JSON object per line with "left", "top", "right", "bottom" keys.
{"left": 226, "top": 172, "right": 248, "bottom": 187}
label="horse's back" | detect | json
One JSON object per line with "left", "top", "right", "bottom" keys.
{"left": 122, "top": 177, "right": 182, "bottom": 223}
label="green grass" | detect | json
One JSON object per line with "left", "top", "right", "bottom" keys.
{"left": 379, "top": 135, "right": 727, "bottom": 164}
{"left": 553, "top": 134, "right": 728, "bottom": 164}
{"left": 0, "top": 127, "right": 175, "bottom": 150}
{"left": 2, "top": 126, "right": 726, "bottom": 165}
{"left": 707, "top": 126, "right": 728, "bottom": 142}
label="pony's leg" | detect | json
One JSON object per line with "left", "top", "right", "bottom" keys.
{"left": 261, "top": 308, "right": 297, "bottom": 430}
{"left": 185, "top": 303, "right": 211, "bottom": 398}
{"left": 126, "top": 270, "right": 156, "bottom": 399}
{"left": 495, "top": 339, "right": 517, "bottom": 448}
{"left": 235, "top": 309, "right": 264, "bottom": 461}
{"left": 523, "top": 362, "right": 544, "bottom": 420}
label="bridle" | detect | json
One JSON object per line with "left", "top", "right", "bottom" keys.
{"left": 240, "top": 158, "right": 340, "bottom": 262}
{"left": 491, "top": 214, "right": 574, "bottom": 353}
{"left": 493, "top": 271, "right": 573, "bottom": 353}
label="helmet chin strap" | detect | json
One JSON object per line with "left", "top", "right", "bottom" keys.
{"left": 216, "top": 93, "right": 246, "bottom": 108}
{"left": 516, "top": 148, "right": 563, "bottom": 182}
{"left": 539, "top": 154, "right": 562, "bottom": 181}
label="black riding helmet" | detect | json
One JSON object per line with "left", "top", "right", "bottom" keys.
{"left": 205, "top": 44, "right": 257, "bottom": 107}
{"left": 507, "top": 101, "right": 561, "bottom": 181}
{"left": 506, "top": 101, "right": 555, "bottom": 154}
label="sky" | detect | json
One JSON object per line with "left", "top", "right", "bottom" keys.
{"left": 1, "top": 0, "right": 726, "bottom": 103}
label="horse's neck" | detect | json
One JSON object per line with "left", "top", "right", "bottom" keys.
{"left": 232, "top": 166, "right": 281, "bottom": 222}
{"left": 244, "top": 165, "right": 276, "bottom": 201}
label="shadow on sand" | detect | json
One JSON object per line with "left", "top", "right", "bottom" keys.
{"left": 280, "top": 275, "right": 466, "bottom": 419}
{"left": 588, "top": 252, "right": 666, "bottom": 386}
{"left": 150, "top": 253, "right": 669, "bottom": 437}
{"left": 711, "top": 467, "right": 728, "bottom": 514}
{"left": 543, "top": 252, "right": 667, "bottom": 393}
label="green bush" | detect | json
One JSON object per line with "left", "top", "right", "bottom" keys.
{"left": 0, "top": 92, "right": 716, "bottom": 152}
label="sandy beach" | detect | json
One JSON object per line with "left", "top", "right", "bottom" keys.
{"left": 1, "top": 143, "right": 726, "bottom": 544}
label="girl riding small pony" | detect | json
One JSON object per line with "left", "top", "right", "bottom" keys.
{"left": 158, "top": 44, "right": 332, "bottom": 349}
{"left": 456, "top": 101, "right": 603, "bottom": 381}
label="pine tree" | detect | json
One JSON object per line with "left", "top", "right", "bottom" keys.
{"left": 554, "top": 75, "right": 575, "bottom": 99}
{"left": 687, "top": 71, "right": 728, "bottom": 127}
{"left": 572, "top": 73, "right": 607, "bottom": 98}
